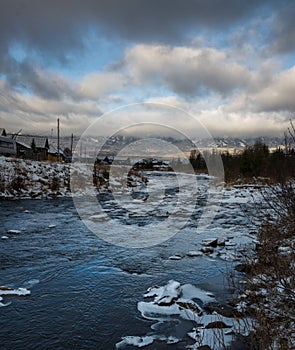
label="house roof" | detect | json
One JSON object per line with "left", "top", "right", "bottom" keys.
{"left": 48, "top": 144, "right": 64, "bottom": 156}
{"left": 0, "top": 135, "right": 14, "bottom": 144}
{"left": 14, "top": 135, "right": 49, "bottom": 149}
{"left": 0, "top": 128, "right": 6, "bottom": 136}
{"left": 15, "top": 140, "right": 31, "bottom": 149}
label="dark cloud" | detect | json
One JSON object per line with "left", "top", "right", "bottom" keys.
{"left": 269, "top": 2, "right": 295, "bottom": 53}
{"left": 5, "top": 59, "right": 77, "bottom": 100}
{"left": 0, "top": 0, "right": 273, "bottom": 100}
{"left": 0, "top": 0, "right": 273, "bottom": 56}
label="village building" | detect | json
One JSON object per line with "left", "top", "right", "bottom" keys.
{"left": 0, "top": 128, "right": 7, "bottom": 137}
{"left": 48, "top": 144, "right": 65, "bottom": 162}
{"left": 0, "top": 128, "right": 16, "bottom": 157}
{"left": 12, "top": 135, "right": 49, "bottom": 161}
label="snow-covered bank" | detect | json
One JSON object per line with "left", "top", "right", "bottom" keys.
{"left": 232, "top": 182, "right": 295, "bottom": 349}
{"left": 0, "top": 156, "right": 150, "bottom": 199}
{"left": 0, "top": 157, "right": 71, "bottom": 199}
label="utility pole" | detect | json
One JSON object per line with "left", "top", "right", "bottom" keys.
{"left": 71, "top": 134, "right": 74, "bottom": 157}
{"left": 71, "top": 134, "right": 74, "bottom": 163}
{"left": 57, "top": 118, "right": 60, "bottom": 162}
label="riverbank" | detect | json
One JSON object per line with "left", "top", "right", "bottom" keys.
{"left": 0, "top": 156, "right": 71, "bottom": 199}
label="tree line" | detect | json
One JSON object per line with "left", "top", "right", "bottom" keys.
{"left": 189, "top": 138, "right": 295, "bottom": 183}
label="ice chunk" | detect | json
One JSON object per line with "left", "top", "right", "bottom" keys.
{"left": 187, "top": 251, "right": 202, "bottom": 257}
{"left": 168, "top": 255, "right": 182, "bottom": 260}
{"left": 188, "top": 327, "right": 233, "bottom": 350}
{"left": 116, "top": 335, "right": 154, "bottom": 348}
{"left": 0, "top": 287, "right": 30, "bottom": 296}
{"left": 154, "top": 280, "right": 181, "bottom": 306}
{"left": 0, "top": 296, "right": 11, "bottom": 308}
{"left": 219, "top": 252, "right": 239, "bottom": 262}
{"left": 181, "top": 284, "right": 216, "bottom": 303}
{"left": 25, "top": 279, "right": 40, "bottom": 287}
{"left": 144, "top": 280, "right": 181, "bottom": 305}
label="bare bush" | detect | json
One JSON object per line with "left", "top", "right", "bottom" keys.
{"left": 231, "top": 182, "right": 295, "bottom": 349}
{"left": 50, "top": 176, "right": 60, "bottom": 192}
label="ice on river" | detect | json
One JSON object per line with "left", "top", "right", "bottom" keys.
{"left": 117, "top": 280, "right": 248, "bottom": 349}
{"left": 0, "top": 287, "right": 31, "bottom": 296}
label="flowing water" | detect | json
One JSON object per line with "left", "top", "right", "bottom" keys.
{"left": 0, "top": 174, "right": 254, "bottom": 349}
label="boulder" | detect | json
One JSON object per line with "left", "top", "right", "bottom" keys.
{"left": 205, "top": 321, "right": 231, "bottom": 329}
{"left": 217, "top": 238, "right": 227, "bottom": 246}
{"left": 201, "top": 247, "right": 214, "bottom": 254}
{"left": 203, "top": 301, "right": 242, "bottom": 318}
{"left": 176, "top": 301, "right": 203, "bottom": 316}
{"left": 0, "top": 286, "right": 13, "bottom": 291}
{"left": 235, "top": 263, "right": 252, "bottom": 274}
{"left": 202, "top": 238, "right": 218, "bottom": 247}
{"left": 6, "top": 229, "right": 21, "bottom": 234}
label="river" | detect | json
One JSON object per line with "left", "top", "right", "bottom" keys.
{"left": 0, "top": 175, "right": 254, "bottom": 349}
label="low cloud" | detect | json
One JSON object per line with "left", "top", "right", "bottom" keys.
{"left": 79, "top": 71, "right": 125, "bottom": 99}
{"left": 251, "top": 66, "right": 295, "bottom": 112}
{"left": 0, "top": 78, "right": 102, "bottom": 134}
{"left": 124, "top": 44, "right": 251, "bottom": 96}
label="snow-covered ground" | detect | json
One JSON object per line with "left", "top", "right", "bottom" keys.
{"left": 0, "top": 156, "right": 72, "bottom": 199}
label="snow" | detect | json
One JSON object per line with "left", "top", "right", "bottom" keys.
{"left": 181, "top": 284, "right": 216, "bottom": 303}
{"left": 187, "top": 327, "right": 233, "bottom": 350}
{"left": 168, "top": 255, "right": 182, "bottom": 260}
{"left": 0, "top": 287, "right": 31, "bottom": 296}
{"left": 218, "top": 252, "right": 240, "bottom": 262}
{"left": 0, "top": 286, "right": 31, "bottom": 309}
{"left": 0, "top": 296, "right": 11, "bottom": 308}
{"left": 0, "top": 156, "right": 73, "bottom": 199}
{"left": 144, "top": 280, "right": 181, "bottom": 306}
{"left": 187, "top": 251, "right": 202, "bottom": 257}
{"left": 116, "top": 334, "right": 180, "bottom": 348}
{"left": 6, "top": 229, "right": 21, "bottom": 234}
{"left": 119, "top": 280, "right": 250, "bottom": 349}
{"left": 116, "top": 336, "right": 154, "bottom": 348}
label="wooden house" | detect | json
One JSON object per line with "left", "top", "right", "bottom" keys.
{"left": 13, "top": 135, "right": 49, "bottom": 160}
{"left": 0, "top": 135, "right": 16, "bottom": 157}
{"left": 48, "top": 144, "right": 65, "bottom": 162}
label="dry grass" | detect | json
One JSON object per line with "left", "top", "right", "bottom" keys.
{"left": 230, "top": 182, "right": 295, "bottom": 349}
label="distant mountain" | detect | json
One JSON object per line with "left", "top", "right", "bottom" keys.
{"left": 50, "top": 135, "right": 286, "bottom": 157}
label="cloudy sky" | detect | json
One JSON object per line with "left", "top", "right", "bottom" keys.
{"left": 1, "top": 0, "right": 295, "bottom": 137}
